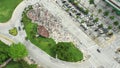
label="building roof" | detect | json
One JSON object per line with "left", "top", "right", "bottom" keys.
{"left": 27, "top": 9, "right": 38, "bottom": 21}
{"left": 105, "top": 0, "right": 120, "bottom": 11}
{"left": 37, "top": 25, "right": 49, "bottom": 38}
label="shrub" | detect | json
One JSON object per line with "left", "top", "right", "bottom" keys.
{"left": 9, "top": 27, "right": 18, "bottom": 36}
{"left": 109, "top": 16, "right": 115, "bottom": 20}
{"left": 113, "top": 21, "right": 119, "bottom": 26}
{"left": 103, "top": 11, "right": 109, "bottom": 16}
{"left": 108, "top": 25, "right": 112, "bottom": 29}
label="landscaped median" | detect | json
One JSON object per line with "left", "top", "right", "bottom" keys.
{"left": 9, "top": 27, "right": 18, "bottom": 36}
{"left": 21, "top": 6, "right": 83, "bottom": 62}
{"left": 0, "top": 0, "right": 22, "bottom": 23}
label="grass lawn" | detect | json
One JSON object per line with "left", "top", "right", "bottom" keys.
{"left": 4, "top": 60, "right": 21, "bottom": 68}
{"left": 22, "top": 7, "right": 83, "bottom": 62}
{"left": 22, "top": 8, "right": 56, "bottom": 57}
{"left": 0, "top": 0, "right": 22, "bottom": 23}
{"left": 54, "top": 42, "right": 83, "bottom": 62}
{"left": 9, "top": 27, "right": 18, "bottom": 36}
{"left": 0, "top": 41, "right": 10, "bottom": 64}
{"left": 4, "top": 60, "right": 37, "bottom": 68}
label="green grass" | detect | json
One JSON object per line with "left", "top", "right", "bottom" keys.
{"left": 22, "top": 8, "right": 56, "bottom": 57}
{"left": 4, "top": 60, "right": 21, "bottom": 68}
{"left": 0, "top": 0, "right": 22, "bottom": 23}
{"left": 0, "top": 41, "right": 10, "bottom": 64}
{"left": 9, "top": 27, "right": 18, "bottom": 36}
{"left": 22, "top": 7, "right": 83, "bottom": 62}
{"left": 54, "top": 42, "right": 83, "bottom": 62}
{"left": 4, "top": 60, "right": 37, "bottom": 68}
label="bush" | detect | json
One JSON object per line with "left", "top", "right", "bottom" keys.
{"left": 113, "top": 21, "right": 119, "bottom": 26}
{"left": 68, "top": 0, "right": 74, "bottom": 3}
{"left": 93, "top": 18, "right": 99, "bottom": 23}
{"left": 103, "top": 11, "right": 109, "bottom": 16}
{"left": 98, "top": 9, "right": 102, "bottom": 13}
{"left": 98, "top": 24, "right": 103, "bottom": 28}
{"left": 108, "top": 25, "right": 112, "bottom": 29}
{"left": 89, "top": 0, "right": 95, "bottom": 4}
{"left": 109, "top": 16, "right": 115, "bottom": 20}
{"left": 118, "top": 26, "right": 120, "bottom": 29}
{"left": 5, "top": 60, "right": 37, "bottom": 68}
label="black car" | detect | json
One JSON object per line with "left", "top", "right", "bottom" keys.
{"left": 97, "top": 49, "right": 101, "bottom": 53}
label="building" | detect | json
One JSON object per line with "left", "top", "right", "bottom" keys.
{"left": 27, "top": 9, "right": 38, "bottom": 21}
{"left": 37, "top": 25, "right": 49, "bottom": 38}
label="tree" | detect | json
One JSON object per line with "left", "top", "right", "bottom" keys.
{"left": 98, "top": 9, "right": 102, "bottom": 13}
{"left": 68, "top": 0, "right": 75, "bottom": 3}
{"left": 8, "top": 43, "right": 28, "bottom": 61}
{"left": 118, "top": 26, "right": 120, "bottom": 29}
{"left": 0, "top": 41, "right": 9, "bottom": 64}
{"left": 93, "top": 18, "right": 99, "bottom": 23}
{"left": 54, "top": 42, "right": 83, "bottom": 62}
{"left": 103, "top": 11, "right": 109, "bottom": 16}
{"left": 98, "top": 24, "right": 103, "bottom": 28}
{"left": 89, "top": 0, "right": 94, "bottom": 4}
{"left": 113, "top": 21, "right": 119, "bottom": 26}
{"left": 108, "top": 25, "right": 112, "bottom": 29}
{"left": 84, "top": 9, "right": 89, "bottom": 15}
{"left": 19, "top": 60, "right": 37, "bottom": 68}
{"left": 0, "top": 54, "right": 9, "bottom": 64}
{"left": 109, "top": 16, "right": 115, "bottom": 20}
{"left": 29, "top": 64, "right": 38, "bottom": 68}
{"left": 116, "top": 10, "right": 120, "bottom": 16}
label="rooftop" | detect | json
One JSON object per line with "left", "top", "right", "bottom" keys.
{"left": 37, "top": 25, "right": 49, "bottom": 38}
{"left": 27, "top": 9, "right": 38, "bottom": 21}
{"left": 105, "top": 0, "right": 120, "bottom": 11}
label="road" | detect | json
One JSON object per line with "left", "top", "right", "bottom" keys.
{"left": 0, "top": 0, "right": 120, "bottom": 68}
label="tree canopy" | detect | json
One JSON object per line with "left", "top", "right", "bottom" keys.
{"left": 0, "top": 41, "right": 9, "bottom": 64}
{"left": 54, "top": 42, "right": 83, "bottom": 62}
{"left": 8, "top": 43, "right": 28, "bottom": 61}
{"left": 89, "top": 0, "right": 95, "bottom": 4}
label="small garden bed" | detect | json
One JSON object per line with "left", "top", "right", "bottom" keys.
{"left": 9, "top": 27, "right": 18, "bottom": 36}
